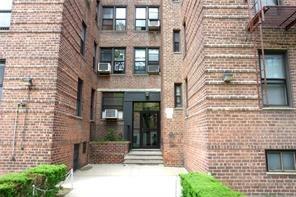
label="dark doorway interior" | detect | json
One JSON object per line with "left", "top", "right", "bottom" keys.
{"left": 132, "top": 102, "right": 160, "bottom": 149}
{"left": 73, "top": 144, "right": 80, "bottom": 171}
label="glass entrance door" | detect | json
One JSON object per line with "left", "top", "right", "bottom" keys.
{"left": 133, "top": 102, "right": 160, "bottom": 149}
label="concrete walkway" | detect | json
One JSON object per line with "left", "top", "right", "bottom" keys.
{"left": 65, "top": 164, "right": 187, "bottom": 197}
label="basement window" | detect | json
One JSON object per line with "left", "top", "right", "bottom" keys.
{"left": 0, "top": 0, "right": 12, "bottom": 30}
{"left": 266, "top": 150, "right": 296, "bottom": 172}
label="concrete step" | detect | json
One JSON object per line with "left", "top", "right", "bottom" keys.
{"left": 123, "top": 160, "right": 164, "bottom": 165}
{"left": 128, "top": 151, "right": 162, "bottom": 156}
{"left": 124, "top": 149, "right": 164, "bottom": 165}
{"left": 124, "top": 155, "right": 163, "bottom": 160}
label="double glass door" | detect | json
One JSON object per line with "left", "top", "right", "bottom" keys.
{"left": 133, "top": 103, "right": 160, "bottom": 149}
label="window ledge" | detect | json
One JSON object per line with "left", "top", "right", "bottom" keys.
{"left": 262, "top": 107, "right": 295, "bottom": 111}
{"left": 100, "top": 30, "right": 127, "bottom": 33}
{"left": 73, "top": 115, "right": 83, "bottom": 120}
{"left": 174, "top": 52, "right": 182, "bottom": 54}
{"left": 174, "top": 107, "right": 184, "bottom": 110}
{"left": 110, "top": 74, "right": 125, "bottom": 76}
{"left": 133, "top": 74, "right": 149, "bottom": 76}
{"left": 267, "top": 172, "right": 296, "bottom": 175}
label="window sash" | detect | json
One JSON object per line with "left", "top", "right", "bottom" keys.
{"left": 102, "top": 92, "right": 124, "bottom": 111}
{"left": 175, "top": 84, "right": 182, "bottom": 107}
{"left": 90, "top": 89, "right": 95, "bottom": 120}
{"left": 267, "top": 151, "right": 296, "bottom": 172}
{"left": 100, "top": 48, "right": 126, "bottom": 74}
{"left": 260, "top": 52, "right": 289, "bottom": 106}
{"left": 173, "top": 30, "right": 181, "bottom": 52}
{"left": 135, "top": 7, "right": 159, "bottom": 31}
{"left": 134, "top": 48, "right": 160, "bottom": 74}
{"left": 76, "top": 79, "right": 83, "bottom": 116}
{"left": 102, "top": 7, "right": 126, "bottom": 31}
{"left": 0, "top": 61, "right": 5, "bottom": 100}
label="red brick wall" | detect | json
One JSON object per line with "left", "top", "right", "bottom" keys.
{"left": 89, "top": 141, "right": 130, "bottom": 164}
{"left": 182, "top": 0, "right": 296, "bottom": 195}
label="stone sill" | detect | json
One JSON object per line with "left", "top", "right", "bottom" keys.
{"left": 267, "top": 172, "right": 296, "bottom": 175}
{"left": 262, "top": 107, "right": 295, "bottom": 111}
{"left": 90, "top": 141, "right": 130, "bottom": 144}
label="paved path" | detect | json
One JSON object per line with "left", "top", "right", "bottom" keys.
{"left": 65, "top": 164, "right": 187, "bottom": 197}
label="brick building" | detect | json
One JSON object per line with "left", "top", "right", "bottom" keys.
{"left": 0, "top": 0, "right": 296, "bottom": 195}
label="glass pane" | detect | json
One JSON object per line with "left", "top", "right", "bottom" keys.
{"left": 0, "top": 87, "right": 2, "bottom": 99}
{"left": 135, "top": 49, "right": 146, "bottom": 61}
{"left": 0, "top": 0, "right": 13, "bottom": 10}
{"left": 134, "top": 103, "right": 143, "bottom": 111}
{"left": 261, "top": 55, "right": 285, "bottom": 79}
{"left": 102, "top": 19, "right": 113, "bottom": 30}
{"left": 143, "top": 103, "right": 160, "bottom": 111}
{"left": 136, "top": 8, "right": 146, "bottom": 19}
{"left": 148, "top": 8, "right": 159, "bottom": 19}
{"left": 176, "top": 86, "right": 181, "bottom": 96}
{"left": 263, "top": 83, "right": 288, "bottom": 106}
{"left": 135, "top": 62, "right": 146, "bottom": 71}
{"left": 114, "top": 49, "right": 125, "bottom": 61}
{"left": 100, "top": 49, "right": 112, "bottom": 62}
{"left": 151, "top": 131, "right": 158, "bottom": 146}
{"left": 114, "top": 62, "right": 125, "bottom": 72}
{"left": 116, "top": 8, "right": 126, "bottom": 19}
{"left": 282, "top": 152, "right": 295, "bottom": 171}
{"left": 103, "top": 8, "right": 113, "bottom": 19}
{"left": 136, "top": 20, "right": 146, "bottom": 30}
{"left": 115, "top": 20, "right": 126, "bottom": 31}
{"left": 268, "top": 153, "right": 281, "bottom": 171}
{"left": 0, "top": 64, "right": 4, "bottom": 84}
{"left": 0, "top": 12, "right": 11, "bottom": 27}
{"left": 133, "top": 129, "right": 140, "bottom": 148}
{"left": 148, "top": 49, "right": 159, "bottom": 61}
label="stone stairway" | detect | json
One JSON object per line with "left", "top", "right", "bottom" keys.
{"left": 124, "top": 149, "right": 164, "bottom": 165}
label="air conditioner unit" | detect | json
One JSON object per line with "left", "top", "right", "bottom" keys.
{"left": 147, "top": 65, "right": 160, "bottom": 74}
{"left": 98, "top": 63, "right": 111, "bottom": 74}
{"left": 148, "top": 20, "right": 160, "bottom": 31}
{"left": 102, "top": 109, "right": 118, "bottom": 119}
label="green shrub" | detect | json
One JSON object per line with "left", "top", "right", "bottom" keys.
{"left": 0, "top": 164, "right": 67, "bottom": 197}
{"left": 103, "top": 128, "right": 123, "bottom": 141}
{"left": 180, "top": 173, "right": 245, "bottom": 197}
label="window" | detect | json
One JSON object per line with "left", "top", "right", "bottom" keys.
{"left": 175, "top": 84, "right": 182, "bottom": 107}
{"left": 80, "top": 22, "right": 87, "bottom": 55}
{"left": 134, "top": 48, "right": 160, "bottom": 74}
{"left": 256, "top": 0, "right": 279, "bottom": 12}
{"left": 76, "top": 78, "right": 83, "bottom": 116}
{"left": 266, "top": 150, "right": 296, "bottom": 172}
{"left": 102, "top": 7, "right": 126, "bottom": 31}
{"left": 102, "top": 92, "right": 124, "bottom": 111}
{"left": 93, "top": 42, "right": 97, "bottom": 71}
{"left": 0, "top": 0, "right": 12, "bottom": 29}
{"left": 173, "top": 30, "right": 181, "bottom": 52}
{"left": 0, "top": 61, "right": 5, "bottom": 100}
{"left": 260, "top": 52, "right": 289, "bottom": 106}
{"left": 135, "top": 7, "right": 159, "bottom": 31}
{"left": 183, "top": 21, "right": 187, "bottom": 56}
{"left": 90, "top": 89, "right": 95, "bottom": 120}
{"left": 185, "top": 78, "right": 188, "bottom": 109}
{"left": 100, "top": 48, "right": 126, "bottom": 74}
{"left": 95, "top": 0, "right": 99, "bottom": 24}
{"left": 83, "top": 142, "right": 87, "bottom": 154}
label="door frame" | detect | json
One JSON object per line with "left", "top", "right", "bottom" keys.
{"left": 132, "top": 102, "right": 161, "bottom": 149}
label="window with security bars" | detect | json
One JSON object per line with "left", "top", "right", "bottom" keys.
{"left": 260, "top": 52, "right": 289, "bottom": 106}
{"left": 266, "top": 150, "right": 296, "bottom": 172}
{"left": 0, "top": 0, "right": 12, "bottom": 30}
{"left": 100, "top": 48, "right": 126, "bottom": 74}
{"left": 102, "top": 92, "right": 124, "bottom": 111}
{"left": 102, "top": 7, "right": 126, "bottom": 31}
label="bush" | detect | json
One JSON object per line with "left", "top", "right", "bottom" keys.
{"left": 0, "top": 164, "right": 67, "bottom": 197}
{"left": 103, "top": 128, "right": 123, "bottom": 141}
{"left": 180, "top": 173, "right": 245, "bottom": 197}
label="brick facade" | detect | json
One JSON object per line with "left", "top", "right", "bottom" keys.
{"left": 182, "top": 0, "right": 296, "bottom": 195}
{"left": 89, "top": 141, "right": 130, "bottom": 164}
{"left": 0, "top": 0, "right": 296, "bottom": 195}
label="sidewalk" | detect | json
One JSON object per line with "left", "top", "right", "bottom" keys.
{"left": 65, "top": 164, "right": 187, "bottom": 197}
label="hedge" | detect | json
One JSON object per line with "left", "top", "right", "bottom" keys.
{"left": 180, "top": 173, "right": 245, "bottom": 197}
{"left": 0, "top": 164, "right": 67, "bottom": 197}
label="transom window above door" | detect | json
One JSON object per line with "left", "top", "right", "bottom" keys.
{"left": 102, "top": 7, "right": 127, "bottom": 31}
